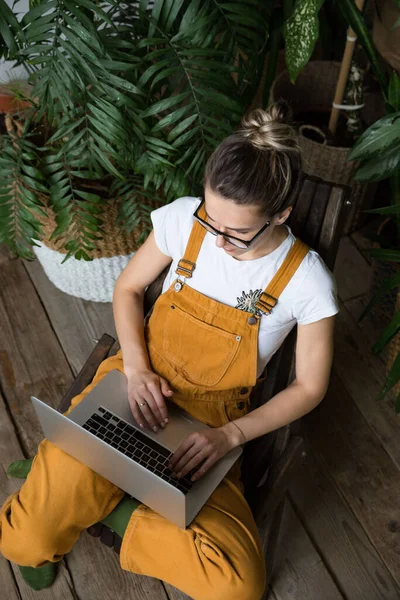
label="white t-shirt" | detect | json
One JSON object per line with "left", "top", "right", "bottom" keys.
{"left": 151, "top": 196, "right": 339, "bottom": 377}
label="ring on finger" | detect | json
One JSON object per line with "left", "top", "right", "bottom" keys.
{"left": 138, "top": 401, "right": 147, "bottom": 407}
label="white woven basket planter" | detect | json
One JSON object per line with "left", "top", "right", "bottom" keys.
{"left": 33, "top": 241, "right": 134, "bottom": 303}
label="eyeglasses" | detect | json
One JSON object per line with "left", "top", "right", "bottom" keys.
{"left": 193, "top": 199, "right": 271, "bottom": 249}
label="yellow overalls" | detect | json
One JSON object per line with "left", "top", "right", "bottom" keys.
{"left": 0, "top": 205, "right": 309, "bottom": 600}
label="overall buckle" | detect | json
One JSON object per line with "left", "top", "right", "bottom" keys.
{"left": 176, "top": 259, "right": 196, "bottom": 278}
{"left": 255, "top": 292, "right": 277, "bottom": 315}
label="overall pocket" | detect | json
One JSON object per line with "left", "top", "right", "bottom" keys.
{"left": 163, "top": 304, "right": 241, "bottom": 386}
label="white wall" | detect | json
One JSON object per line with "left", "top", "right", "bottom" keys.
{"left": 0, "top": 0, "right": 30, "bottom": 84}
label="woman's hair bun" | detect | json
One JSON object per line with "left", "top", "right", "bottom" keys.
{"left": 238, "top": 100, "right": 299, "bottom": 152}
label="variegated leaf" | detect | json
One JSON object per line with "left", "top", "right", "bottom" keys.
{"left": 284, "top": 0, "right": 324, "bottom": 83}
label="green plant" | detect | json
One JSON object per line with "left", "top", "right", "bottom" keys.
{"left": 348, "top": 73, "right": 400, "bottom": 412}
{"left": 335, "top": 0, "right": 400, "bottom": 413}
{"left": 0, "top": 0, "right": 271, "bottom": 260}
{"left": 1, "top": 0, "right": 361, "bottom": 262}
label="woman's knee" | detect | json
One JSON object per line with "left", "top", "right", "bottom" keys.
{"left": 197, "top": 542, "right": 266, "bottom": 600}
{"left": 1, "top": 516, "right": 64, "bottom": 567}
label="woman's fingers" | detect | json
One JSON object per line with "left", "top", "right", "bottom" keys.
{"left": 169, "top": 434, "right": 196, "bottom": 470}
{"left": 191, "top": 455, "right": 218, "bottom": 481}
{"left": 173, "top": 447, "right": 216, "bottom": 481}
{"left": 127, "top": 371, "right": 171, "bottom": 431}
{"left": 136, "top": 391, "right": 162, "bottom": 431}
{"left": 148, "top": 382, "right": 169, "bottom": 424}
{"left": 169, "top": 432, "right": 215, "bottom": 479}
{"left": 129, "top": 397, "right": 144, "bottom": 428}
{"left": 170, "top": 443, "right": 203, "bottom": 476}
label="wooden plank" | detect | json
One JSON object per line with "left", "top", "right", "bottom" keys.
{"left": 350, "top": 217, "right": 381, "bottom": 261}
{"left": 288, "top": 178, "right": 317, "bottom": 239}
{"left": 0, "top": 389, "right": 76, "bottom": 600}
{"left": 66, "top": 533, "right": 170, "bottom": 600}
{"left": 289, "top": 447, "right": 400, "bottom": 599}
{"left": 0, "top": 256, "right": 74, "bottom": 456}
{"left": 0, "top": 244, "right": 14, "bottom": 264}
{"left": 319, "top": 186, "right": 350, "bottom": 272}
{"left": 303, "top": 180, "right": 331, "bottom": 250}
{"left": 251, "top": 437, "right": 306, "bottom": 529}
{"left": 270, "top": 499, "right": 344, "bottom": 600}
{"left": 23, "top": 259, "right": 116, "bottom": 376}
{"left": 303, "top": 372, "right": 400, "bottom": 588}
{"left": 163, "top": 583, "right": 192, "bottom": 599}
{"left": 334, "top": 236, "right": 372, "bottom": 302}
{"left": 334, "top": 301, "right": 400, "bottom": 470}
{"left": 344, "top": 295, "right": 390, "bottom": 369}
{"left": 1, "top": 257, "right": 167, "bottom": 599}
{"left": 0, "top": 559, "right": 21, "bottom": 600}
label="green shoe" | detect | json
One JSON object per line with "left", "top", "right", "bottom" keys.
{"left": 18, "top": 562, "right": 58, "bottom": 590}
{"left": 7, "top": 458, "right": 34, "bottom": 479}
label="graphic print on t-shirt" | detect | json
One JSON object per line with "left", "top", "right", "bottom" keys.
{"left": 235, "top": 289, "right": 270, "bottom": 317}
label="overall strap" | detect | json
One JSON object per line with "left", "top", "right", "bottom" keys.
{"left": 255, "top": 238, "right": 309, "bottom": 315}
{"left": 175, "top": 204, "right": 207, "bottom": 278}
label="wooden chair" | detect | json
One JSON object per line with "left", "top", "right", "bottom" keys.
{"left": 58, "top": 175, "right": 351, "bottom": 598}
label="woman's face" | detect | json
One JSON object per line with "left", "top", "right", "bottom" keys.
{"left": 204, "top": 186, "right": 290, "bottom": 259}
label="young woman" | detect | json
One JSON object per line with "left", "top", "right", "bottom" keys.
{"left": 0, "top": 102, "right": 338, "bottom": 599}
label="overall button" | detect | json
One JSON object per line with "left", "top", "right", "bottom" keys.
{"left": 240, "top": 387, "right": 248, "bottom": 395}
{"left": 174, "top": 281, "right": 183, "bottom": 292}
{"left": 236, "top": 401, "right": 246, "bottom": 410}
{"left": 248, "top": 316, "right": 257, "bottom": 325}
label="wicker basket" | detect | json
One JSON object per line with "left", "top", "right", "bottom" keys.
{"left": 32, "top": 194, "right": 161, "bottom": 302}
{"left": 4, "top": 112, "right": 162, "bottom": 302}
{"left": 271, "top": 61, "right": 382, "bottom": 235}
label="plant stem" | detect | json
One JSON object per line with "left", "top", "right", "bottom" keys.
{"left": 262, "top": 8, "right": 283, "bottom": 109}
{"left": 336, "top": 0, "right": 388, "bottom": 98}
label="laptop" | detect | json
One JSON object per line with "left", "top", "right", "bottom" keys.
{"left": 31, "top": 369, "right": 242, "bottom": 529}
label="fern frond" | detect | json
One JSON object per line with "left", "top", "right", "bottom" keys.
{"left": 0, "top": 132, "right": 47, "bottom": 259}
{"left": 110, "top": 173, "right": 163, "bottom": 243}
{"left": 42, "top": 150, "right": 105, "bottom": 261}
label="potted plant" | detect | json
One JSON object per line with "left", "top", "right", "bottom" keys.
{"left": 268, "top": 0, "right": 389, "bottom": 235}
{"left": 0, "top": 0, "right": 269, "bottom": 301}
{"left": 348, "top": 72, "right": 400, "bottom": 412}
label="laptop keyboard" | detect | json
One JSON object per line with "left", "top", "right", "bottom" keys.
{"left": 82, "top": 406, "right": 193, "bottom": 494}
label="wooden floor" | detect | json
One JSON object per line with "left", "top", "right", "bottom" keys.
{"left": 0, "top": 225, "right": 399, "bottom": 600}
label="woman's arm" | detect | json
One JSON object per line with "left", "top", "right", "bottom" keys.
{"left": 170, "top": 316, "right": 335, "bottom": 480}
{"left": 113, "top": 231, "right": 173, "bottom": 429}
{"left": 222, "top": 315, "right": 335, "bottom": 444}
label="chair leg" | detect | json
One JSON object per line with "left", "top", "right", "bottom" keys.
{"left": 263, "top": 497, "right": 286, "bottom": 597}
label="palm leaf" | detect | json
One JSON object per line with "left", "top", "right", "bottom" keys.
{"left": 0, "top": 0, "right": 22, "bottom": 57}
{"left": 367, "top": 248, "right": 400, "bottom": 262}
{"left": 354, "top": 145, "right": 400, "bottom": 182}
{"left": 0, "top": 134, "right": 46, "bottom": 260}
{"left": 349, "top": 113, "right": 400, "bottom": 161}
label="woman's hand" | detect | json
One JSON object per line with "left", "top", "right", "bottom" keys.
{"left": 169, "top": 423, "right": 243, "bottom": 482}
{"left": 126, "top": 368, "right": 173, "bottom": 432}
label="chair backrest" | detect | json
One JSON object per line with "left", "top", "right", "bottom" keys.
{"left": 143, "top": 175, "right": 351, "bottom": 505}
{"left": 240, "top": 176, "right": 350, "bottom": 504}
